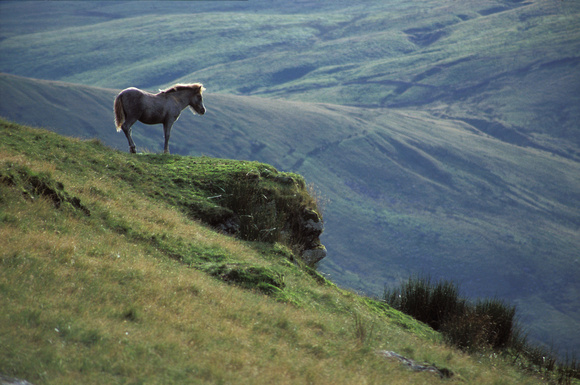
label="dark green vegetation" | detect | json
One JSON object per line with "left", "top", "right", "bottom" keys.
{"left": 1, "top": 0, "right": 579, "bottom": 355}
{"left": 384, "top": 276, "right": 579, "bottom": 384}
{"left": 4, "top": 120, "right": 561, "bottom": 385}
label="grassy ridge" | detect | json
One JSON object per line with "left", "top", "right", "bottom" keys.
{"left": 2, "top": 120, "right": 558, "bottom": 384}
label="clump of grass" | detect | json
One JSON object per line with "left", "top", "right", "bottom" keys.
{"left": 199, "top": 262, "right": 285, "bottom": 295}
{"left": 514, "top": 343, "right": 580, "bottom": 385}
{"left": 383, "top": 276, "right": 466, "bottom": 333}
{"left": 474, "top": 297, "right": 516, "bottom": 350}
{"left": 384, "top": 276, "right": 518, "bottom": 351}
{"left": 557, "top": 354, "right": 580, "bottom": 385}
{"left": 352, "top": 311, "right": 375, "bottom": 346}
{"left": 118, "top": 154, "right": 323, "bottom": 264}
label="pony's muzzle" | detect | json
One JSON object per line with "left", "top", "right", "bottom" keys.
{"left": 191, "top": 105, "right": 206, "bottom": 115}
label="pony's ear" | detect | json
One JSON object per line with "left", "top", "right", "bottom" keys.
{"left": 200, "top": 86, "right": 206, "bottom": 94}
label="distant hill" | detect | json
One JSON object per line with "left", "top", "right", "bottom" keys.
{"left": 1, "top": 0, "right": 579, "bottom": 157}
{"left": 1, "top": 0, "right": 579, "bottom": 354}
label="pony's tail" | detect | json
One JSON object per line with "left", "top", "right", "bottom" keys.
{"left": 114, "top": 94, "right": 125, "bottom": 132}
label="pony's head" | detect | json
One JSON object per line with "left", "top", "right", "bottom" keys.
{"left": 189, "top": 84, "right": 206, "bottom": 115}
{"left": 161, "top": 83, "right": 206, "bottom": 115}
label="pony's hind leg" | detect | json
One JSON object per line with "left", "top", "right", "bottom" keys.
{"left": 121, "top": 118, "right": 138, "bottom": 153}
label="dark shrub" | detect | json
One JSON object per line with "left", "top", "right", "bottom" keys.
{"left": 441, "top": 308, "right": 492, "bottom": 352}
{"left": 474, "top": 298, "right": 516, "bottom": 349}
{"left": 384, "top": 276, "right": 518, "bottom": 352}
{"left": 384, "top": 275, "right": 579, "bottom": 381}
{"left": 383, "top": 275, "right": 464, "bottom": 331}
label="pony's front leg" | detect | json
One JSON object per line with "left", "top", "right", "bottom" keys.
{"left": 163, "top": 121, "right": 174, "bottom": 154}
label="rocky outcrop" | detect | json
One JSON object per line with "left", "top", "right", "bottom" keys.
{"left": 301, "top": 246, "right": 327, "bottom": 266}
{"left": 141, "top": 156, "right": 326, "bottom": 267}
{"left": 204, "top": 168, "right": 326, "bottom": 267}
{"left": 298, "top": 208, "right": 326, "bottom": 266}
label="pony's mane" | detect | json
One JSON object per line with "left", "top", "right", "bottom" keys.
{"left": 160, "top": 83, "right": 205, "bottom": 94}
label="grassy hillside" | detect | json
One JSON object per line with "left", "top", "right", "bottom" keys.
{"left": 1, "top": 73, "right": 579, "bottom": 356}
{"left": 2, "top": 120, "right": 562, "bottom": 385}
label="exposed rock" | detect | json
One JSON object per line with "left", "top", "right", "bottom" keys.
{"left": 304, "top": 217, "right": 324, "bottom": 233}
{"left": 298, "top": 208, "right": 326, "bottom": 266}
{"left": 215, "top": 215, "right": 241, "bottom": 235}
{"left": 301, "top": 245, "right": 327, "bottom": 266}
{"left": 0, "top": 375, "right": 35, "bottom": 385}
{"left": 300, "top": 208, "right": 324, "bottom": 244}
{"left": 376, "top": 350, "right": 454, "bottom": 379}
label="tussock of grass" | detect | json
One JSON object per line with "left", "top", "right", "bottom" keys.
{"left": 0, "top": 121, "right": 556, "bottom": 384}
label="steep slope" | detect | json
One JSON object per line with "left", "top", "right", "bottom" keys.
{"left": 1, "top": 74, "right": 579, "bottom": 355}
{"left": 2, "top": 120, "right": 555, "bottom": 385}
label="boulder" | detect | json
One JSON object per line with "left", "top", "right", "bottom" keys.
{"left": 301, "top": 245, "right": 327, "bottom": 266}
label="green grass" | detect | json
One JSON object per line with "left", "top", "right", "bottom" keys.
{"left": 1, "top": 120, "right": 564, "bottom": 385}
